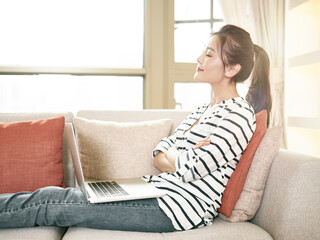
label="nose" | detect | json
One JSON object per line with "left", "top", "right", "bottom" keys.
{"left": 197, "top": 52, "right": 204, "bottom": 64}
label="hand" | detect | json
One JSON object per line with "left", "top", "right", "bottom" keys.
{"left": 194, "top": 136, "right": 211, "bottom": 149}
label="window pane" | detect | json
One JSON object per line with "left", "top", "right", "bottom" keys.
{"left": 213, "top": 0, "right": 223, "bottom": 19}
{"left": 175, "top": 0, "right": 210, "bottom": 21}
{"left": 0, "top": 75, "right": 143, "bottom": 113}
{"left": 212, "top": 21, "right": 225, "bottom": 33}
{"left": 174, "top": 83, "right": 211, "bottom": 110}
{"left": 0, "top": 0, "right": 144, "bottom": 68}
{"left": 175, "top": 23, "right": 211, "bottom": 63}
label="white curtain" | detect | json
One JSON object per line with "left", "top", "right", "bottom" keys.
{"left": 218, "top": 0, "right": 287, "bottom": 147}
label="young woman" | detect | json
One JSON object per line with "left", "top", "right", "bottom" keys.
{"left": 0, "top": 25, "right": 271, "bottom": 232}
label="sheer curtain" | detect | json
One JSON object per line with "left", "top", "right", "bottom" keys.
{"left": 218, "top": 0, "right": 287, "bottom": 147}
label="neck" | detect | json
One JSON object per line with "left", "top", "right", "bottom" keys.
{"left": 210, "top": 80, "right": 240, "bottom": 106}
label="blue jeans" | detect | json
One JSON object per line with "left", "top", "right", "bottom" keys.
{"left": 0, "top": 187, "right": 175, "bottom": 232}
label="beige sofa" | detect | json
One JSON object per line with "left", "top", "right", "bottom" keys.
{"left": 0, "top": 110, "right": 319, "bottom": 240}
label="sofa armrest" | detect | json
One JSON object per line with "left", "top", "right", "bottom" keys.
{"left": 251, "top": 149, "right": 320, "bottom": 240}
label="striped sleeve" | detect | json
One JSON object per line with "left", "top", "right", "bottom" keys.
{"left": 174, "top": 107, "right": 255, "bottom": 182}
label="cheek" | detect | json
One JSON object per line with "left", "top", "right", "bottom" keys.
{"left": 205, "top": 63, "right": 225, "bottom": 81}
{"left": 205, "top": 61, "right": 224, "bottom": 75}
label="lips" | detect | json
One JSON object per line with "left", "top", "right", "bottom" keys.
{"left": 197, "top": 67, "right": 204, "bottom": 72}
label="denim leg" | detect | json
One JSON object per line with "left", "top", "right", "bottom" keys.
{"left": 0, "top": 186, "right": 175, "bottom": 232}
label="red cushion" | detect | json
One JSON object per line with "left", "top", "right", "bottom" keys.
{"left": 0, "top": 116, "right": 65, "bottom": 194}
{"left": 218, "top": 110, "right": 267, "bottom": 216}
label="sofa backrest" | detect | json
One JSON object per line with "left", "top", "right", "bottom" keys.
{"left": 77, "top": 110, "right": 190, "bottom": 135}
{"left": 0, "top": 110, "right": 190, "bottom": 189}
{"left": 251, "top": 148, "right": 320, "bottom": 240}
{"left": 0, "top": 112, "right": 75, "bottom": 188}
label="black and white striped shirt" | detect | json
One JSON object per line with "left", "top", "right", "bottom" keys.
{"left": 143, "top": 97, "right": 256, "bottom": 231}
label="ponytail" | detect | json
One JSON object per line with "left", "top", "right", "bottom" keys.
{"left": 246, "top": 44, "right": 272, "bottom": 126}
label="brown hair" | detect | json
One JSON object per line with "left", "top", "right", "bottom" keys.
{"left": 213, "top": 25, "right": 272, "bottom": 124}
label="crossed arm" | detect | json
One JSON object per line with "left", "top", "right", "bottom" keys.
{"left": 153, "top": 136, "right": 211, "bottom": 173}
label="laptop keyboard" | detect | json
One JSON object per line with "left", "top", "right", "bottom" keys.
{"left": 88, "top": 181, "right": 129, "bottom": 198}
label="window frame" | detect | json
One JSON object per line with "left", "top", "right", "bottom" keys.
{"left": 0, "top": 0, "right": 152, "bottom": 108}
{"left": 0, "top": 0, "right": 224, "bottom": 111}
{"left": 174, "top": 0, "right": 223, "bottom": 31}
{"left": 164, "top": 0, "right": 223, "bottom": 109}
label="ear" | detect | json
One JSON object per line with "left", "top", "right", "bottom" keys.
{"left": 225, "top": 64, "right": 241, "bottom": 78}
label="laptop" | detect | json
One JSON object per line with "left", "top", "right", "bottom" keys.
{"left": 65, "top": 123, "right": 165, "bottom": 203}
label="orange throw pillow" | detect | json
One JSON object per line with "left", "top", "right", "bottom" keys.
{"left": 0, "top": 116, "right": 65, "bottom": 194}
{"left": 218, "top": 110, "right": 267, "bottom": 217}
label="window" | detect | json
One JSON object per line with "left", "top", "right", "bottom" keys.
{"left": 0, "top": 75, "right": 143, "bottom": 113}
{"left": 0, "top": 1, "right": 243, "bottom": 113}
{"left": 0, "top": 0, "right": 144, "bottom": 68}
{"left": 0, "top": 0, "right": 144, "bottom": 113}
{"left": 174, "top": 0, "right": 224, "bottom": 63}
{"left": 168, "top": 0, "right": 225, "bottom": 110}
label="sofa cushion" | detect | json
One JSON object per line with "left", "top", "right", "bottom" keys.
{"left": 0, "top": 112, "right": 76, "bottom": 188}
{"left": 0, "top": 116, "right": 65, "bottom": 194}
{"left": 0, "top": 226, "right": 67, "bottom": 240}
{"left": 163, "top": 218, "right": 272, "bottom": 240}
{"left": 73, "top": 117, "right": 172, "bottom": 181}
{"left": 219, "top": 126, "right": 282, "bottom": 222}
{"left": 62, "top": 218, "right": 272, "bottom": 240}
{"left": 218, "top": 110, "right": 267, "bottom": 216}
{"left": 63, "top": 227, "right": 164, "bottom": 240}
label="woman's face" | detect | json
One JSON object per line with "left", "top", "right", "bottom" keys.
{"left": 194, "top": 36, "right": 226, "bottom": 85}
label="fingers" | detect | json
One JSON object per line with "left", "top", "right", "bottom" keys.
{"left": 194, "top": 136, "right": 211, "bottom": 149}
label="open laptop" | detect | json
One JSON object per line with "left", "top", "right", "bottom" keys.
{"left": 65, "top": 123, "right": 165, "bottom": 203}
